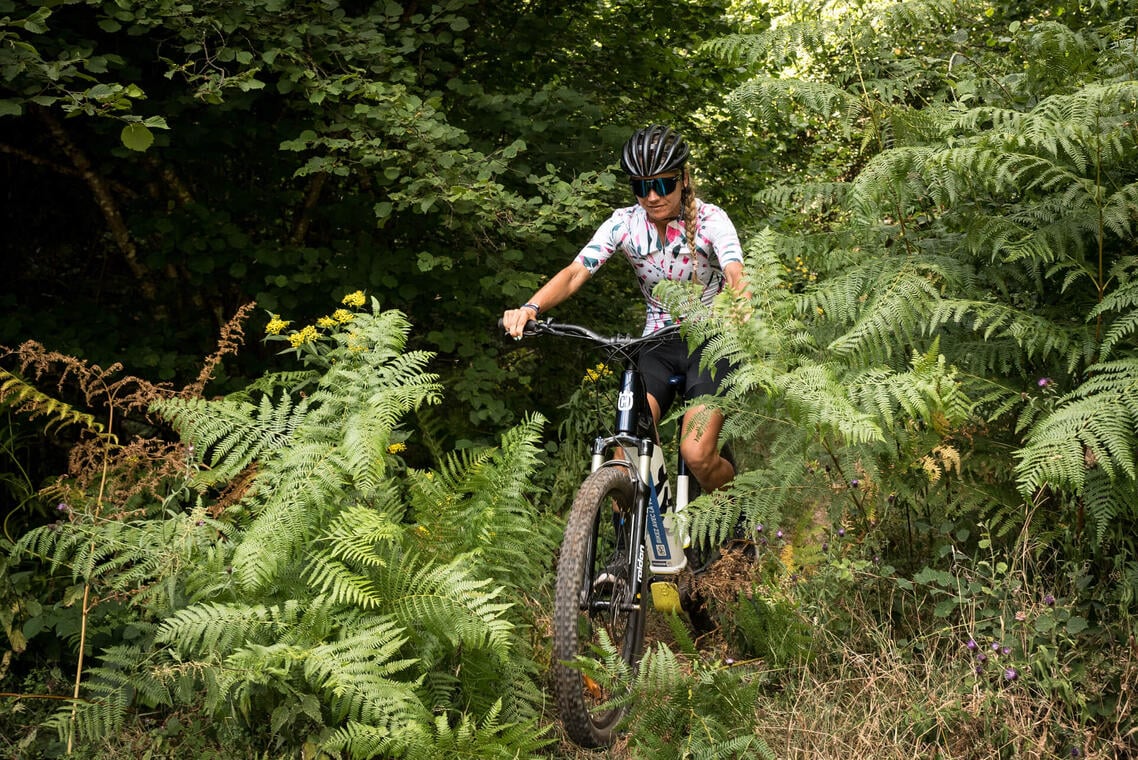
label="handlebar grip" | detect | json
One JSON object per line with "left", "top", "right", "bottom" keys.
{"left": 498, "top": 316, "right": 538, "bottom": 337}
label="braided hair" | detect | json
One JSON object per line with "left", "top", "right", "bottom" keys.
{"left": 681, "top": 169, "right": 698, "bottom": 254}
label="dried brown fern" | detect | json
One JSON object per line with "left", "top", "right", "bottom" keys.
{"left": 41, "top": 437, "right": 187, "bottom": 520}
{"left": 181, "top": 301, "right": 256, "bottom": 399}
{"left": 2, "top": 340, "right": 174, "bottom": 420}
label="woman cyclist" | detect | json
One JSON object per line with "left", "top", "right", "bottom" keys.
{"left": 502, "top": 125, "right": 747, "bottom": 492}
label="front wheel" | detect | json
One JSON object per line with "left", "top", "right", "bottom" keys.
{"left": 551, "top": 465, "right": 645, "bottom": 748}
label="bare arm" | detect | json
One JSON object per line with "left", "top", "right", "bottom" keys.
{"left": 723, "top": 260, "right": 750, "bottom": 300}
{"left": 502, "top": 261, "right": 592, "bottom": 337}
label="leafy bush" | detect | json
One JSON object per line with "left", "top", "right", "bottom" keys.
{"left": 5, "top": 296, "right": 560, "bottom": 758}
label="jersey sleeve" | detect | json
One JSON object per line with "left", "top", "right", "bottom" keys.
{"left": 698, "top": 204, "right": 744, "bottom": 267}
{"left": 574, "top": 208, "right": 633, "bottom": 275}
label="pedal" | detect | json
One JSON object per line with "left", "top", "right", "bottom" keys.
{"left": 650, "top": 580, "right": 682, "bottom": 613}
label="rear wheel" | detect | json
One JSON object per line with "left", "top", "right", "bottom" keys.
{"left": 551, "top": 466, "right": 645, "bottom": 747}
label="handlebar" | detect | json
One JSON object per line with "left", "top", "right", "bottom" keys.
{"left": 499, "top": 317, "right": 681, "bottom": 355}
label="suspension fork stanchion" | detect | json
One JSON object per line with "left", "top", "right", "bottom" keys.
{"left": 586, "top": 434, "right": 648, "bottom": 613}
{"left": 590, "top": 436, "right": 607, "bottom": 472}
{"left": 617, "top": 438, "right": 653, "bottom": 611}
{"left": 675, "top": 437, "right": 691, "bottom": 511}
{"left": 674, "top": 418, "right": 694, "bottom": 550}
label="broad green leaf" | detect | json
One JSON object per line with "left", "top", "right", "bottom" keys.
{"left": 120, "top": 123, "right": 154, "bottom": 152}
{"left": 1066, "top": 616, "right": 1088, "bottom": 635}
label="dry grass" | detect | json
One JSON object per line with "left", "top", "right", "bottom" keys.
{"left": 543, "top": 544, "right": 1137, "bottom": 760}
{"left": 755, "top": 650, "right": 1097, "bottom": 759}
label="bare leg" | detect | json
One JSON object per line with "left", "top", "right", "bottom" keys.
{"left": 647, "top": 396, "right": 735, "bottom": 493}
{"left": 679, "top": 404, "right": 734, "bottom": 492}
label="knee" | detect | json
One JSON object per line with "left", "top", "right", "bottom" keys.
{"left": 680, "top": 438, "right": 719, "bottom": 474}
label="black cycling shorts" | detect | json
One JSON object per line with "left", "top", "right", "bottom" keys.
{"left": 639, "top": 332, "right": 735, "bottom": 414}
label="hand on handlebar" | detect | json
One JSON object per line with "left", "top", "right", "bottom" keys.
{"left": 501, "top": 307, "right": 536, "bottom": 340}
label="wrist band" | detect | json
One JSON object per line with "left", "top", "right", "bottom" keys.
{"left": 521, "top": 302, "right": 540, "bottom": 315}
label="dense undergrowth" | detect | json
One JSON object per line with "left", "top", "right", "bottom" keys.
{"left": 1, "top": 288, "right": 1135, "bottom": 759}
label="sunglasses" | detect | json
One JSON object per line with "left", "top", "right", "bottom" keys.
{"left": 630, "top": 176, "right": 680, "bottom": 198}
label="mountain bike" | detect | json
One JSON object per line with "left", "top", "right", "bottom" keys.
{"left": 512, "top": 318, "right": 710, "bottom": 748}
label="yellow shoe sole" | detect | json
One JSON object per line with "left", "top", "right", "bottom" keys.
{"left": 650, "top": 580, "right": 682, "bottom": 614}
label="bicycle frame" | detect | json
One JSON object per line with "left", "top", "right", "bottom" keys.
{"left": 589, "top": 359, "right": 690, "bottom": 579}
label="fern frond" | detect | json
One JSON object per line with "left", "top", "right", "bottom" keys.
{"left": 46, "top": 644, "right": 172, "bottom": 743}
{"left": 407, "top": 414, "right": 554, "bottom": 591}
{"left": 825, "top": 266, "right": 942, "bottom": 362}
{"left": 619, "top": 642, "right": 772, "bottom": 760}
{"left": 378, "top": 556, "right": 514, "bottom": 655}
{"left": 225, "top": 369, "right": 320, "bottom": 402}
{"left": 1093, "top": 272, "right": 1138, "bottom": 360}
{"left": 156, "top": 599, "right": 312, "bottom": 654}
{"left": 232, "top": 439, "right": 346, "bottom": 591}
{"left": 1016, "top": 359, "right": 1138, "bottom": 502}
{"left": 152, "top": 392, "right": 306, "bottom": 487}
{"left": 327, "top": 700, "right": 550, "bottom": 760}
{"left": 724, "top": 76, "right": 866, "bottom": 136}
{"left": 928, "top": 299, "right": 1089, "bottom": 367}
{"left": 0, "top": 368, "right": 111, "bottom": 439}
{"left": 304, "top": 616, "right": 421, "bottom": 722}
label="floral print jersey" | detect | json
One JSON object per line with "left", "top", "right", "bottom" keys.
{"left": 575, "top": 200, "right": 744, "bottom": 334}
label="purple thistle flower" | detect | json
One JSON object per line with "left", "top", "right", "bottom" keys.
{"left": 976, "top": 652, "right": 987, "bottom": 664}
{"left": 966, "top": 638, "right": 978, "bottom": 651}
{"left": 755, "top": 524, "right": 764, "bottom": 533}
{"left": 850, "top": 479, "right": 860, "bottom": 488}
{"left": 1001, "top": 646, "right": 1011, "bottom": 656}
{"left": 837, "top": 528, "right": 846, "bottom": 537}
{"left": 991, "top": 642, "right": 1000, "bottom": 651}
{"left": 57, "top": 503, "right": 69, "bottom": 512}
{"left": 1044, "top": 594, "right": 1056, "bottom": 606}
{"left": 1004, "top": 667, "right": 1018, "bottom": 681}
{"left": 822, "top": 542, "right": 829, "bottom": 552}
{"left": 776, "top": 529, "right": 784, "bottom": 539}
{"left": 1037, "top": 377, "right": 1052, "bottom": 388}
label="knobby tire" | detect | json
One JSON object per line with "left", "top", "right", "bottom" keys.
{"left": 551, "top": 466, "right": 645, "bottom": 748}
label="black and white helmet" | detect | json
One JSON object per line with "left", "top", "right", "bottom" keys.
{"left": 619, "top": 125, "right": 689, "bottom": 177}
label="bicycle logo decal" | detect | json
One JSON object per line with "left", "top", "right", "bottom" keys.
{"left": 645, "top": 478, "right": 672, "bottom": 562}
{"left": 617, "top": 390, "right": 634, "bottom": 411}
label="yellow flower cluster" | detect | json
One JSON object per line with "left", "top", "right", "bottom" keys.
{"left": 288, "top": 324, "right": 319, "bottom": 347}
{"left": 786, "top": 256, "right": 817, "bottom": 282}
{"left": 317, "top": 316, "right": 338, "bottom": 328}
{"left": 265, "top": 315, "right": 290, "bottom": 335}
{"left": 332, "top": 309, "right": 354, "bottom": 324}
{"left": 583, "top": 363, "right": 612, "bottom": 383}
{"left": 342, "top": 290, "right": 366, "bottom": 307}
{"left": 386, "top": 442, "right": 407, "bottom": 454}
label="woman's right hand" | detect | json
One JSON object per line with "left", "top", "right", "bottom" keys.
{"left": 502, "top": 306, "right": 536, "bottom": 340}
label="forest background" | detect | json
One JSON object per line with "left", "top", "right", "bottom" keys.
{"left": 2, "top": 0, "right": 1137, "bottom": 757}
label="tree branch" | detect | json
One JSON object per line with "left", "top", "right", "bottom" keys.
{"left": 36, "top": 107, "right": 158, "bottom": 304}
{"left": 289, "top": 170, "right": 328, "bottom": 246}
{"left": 0, "top": 142, "right": 136, "bottom": 198}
